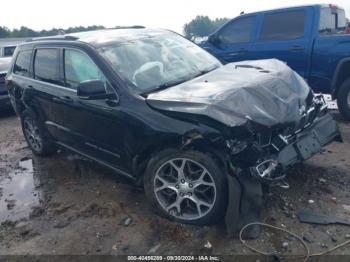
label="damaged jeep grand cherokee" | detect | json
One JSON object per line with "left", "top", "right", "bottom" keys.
{"left": 6, "top": 28, "right": 341, "bottom": 225}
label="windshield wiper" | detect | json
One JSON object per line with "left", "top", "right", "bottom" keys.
{"left": 142, "top": 76, "right": 193, "bottom": 96}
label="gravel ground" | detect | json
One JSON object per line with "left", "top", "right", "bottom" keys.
{"left": 0, "top": 108, "right": 350, "bottom": 260}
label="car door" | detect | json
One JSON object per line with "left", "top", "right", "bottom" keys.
{"left": 210, "top": 15, "right": 257, "bottom": 63}
{"left": 30, "top": 47, "right": 77, "bottom": 145}
{"left": 59, "top": 48, "right": 129, "bottom": 172}
{"left": 251, "top": 8, "right": 313, "bottom": 78}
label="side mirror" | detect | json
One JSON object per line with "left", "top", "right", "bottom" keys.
{"left": 208, "top": 34, "right": 221, "bottom": 45}
{"left": 77, "top": 80, "right": 114, "bottom": 100}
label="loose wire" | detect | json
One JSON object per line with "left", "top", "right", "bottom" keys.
{"left": 239, "top": 222, "right": 350, "bottom": 262}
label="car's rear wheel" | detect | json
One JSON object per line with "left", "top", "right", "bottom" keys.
{"left": 21, "top": 110, "right": 57, "bottom": 156}
{"left": 337, "top": 78, "right": 350, "bottom": 121}
{"left": 144, "top": 149, "right": 227, "bottom": 225}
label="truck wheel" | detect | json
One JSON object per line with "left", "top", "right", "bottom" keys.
{"left": 144, "top": 149, "right": 228, "bottom": 225}
{"left": 337, "top": 78, "right": 350, "bottom": 121}
{"left": 21, "top": 110, "right": 57, "bottom": 156}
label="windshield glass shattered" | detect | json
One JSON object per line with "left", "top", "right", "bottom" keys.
{"left": 98, "top": 33, "right": 221, "bottom": 93}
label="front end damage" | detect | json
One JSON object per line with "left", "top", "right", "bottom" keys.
{"left": 146, "top": 59, "right": 341, "bottom": 236}
{"left": 147, "top": 59, "right": 341, "bottom": 188}
{"left": 223, "top": 95, "right": 341, "bottom": 237}
{"left": 228, "top": 96, "right": 341, "bottom": 188}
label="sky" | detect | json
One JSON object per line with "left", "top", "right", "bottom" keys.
{"left": 2, "top": 0, "right": 350, "bottom": 34}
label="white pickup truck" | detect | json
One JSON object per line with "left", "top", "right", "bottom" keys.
{"left": 0, "top": 45, "right": 16, "bottom": 57}
{"left": 0, "top": 57, "right": 12, "bottom": 109}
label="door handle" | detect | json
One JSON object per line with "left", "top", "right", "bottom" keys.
{"left": 289, "top": 45, "right": 305, "bottom": 51}
{"left": 228, "top": 49, "right": 248, "bottom": 56}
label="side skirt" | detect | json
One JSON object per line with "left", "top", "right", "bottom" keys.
{"left": 56, "top": 141, "right": 136, "bottom": 182}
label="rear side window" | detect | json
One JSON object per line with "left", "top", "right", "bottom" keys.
{"left": 217, "top": 16, "right": 256, "bottom": 44}
{"left": 13, "top": 50, "right": 32, "bottom": 77}
{"left": 260, "top": 11, "right": 306, "bottom": 41}
{"left": 319, "top": 7, "right": 347, "bottom": 35}
{"left": 64, "top": 49, "right": 108, "bottom": 89}
{"left": 34, "top": 49, "right": 61, "bottom": 85}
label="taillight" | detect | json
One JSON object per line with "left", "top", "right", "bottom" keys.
{"left": 346, "top": 25, "right": 350, "bottom": 34}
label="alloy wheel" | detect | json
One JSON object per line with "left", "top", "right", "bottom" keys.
{"left": 154, "top": 158, "right": 216, "bottom": 220}
{"left": 23, "top": 117, "right": 43, "bottom": 152}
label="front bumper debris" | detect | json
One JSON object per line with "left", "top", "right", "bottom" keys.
{"left": 251, "top": 113, "right": 341, "bottom": 182}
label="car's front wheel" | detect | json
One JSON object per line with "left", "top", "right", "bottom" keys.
{"left": 21, "top": 110, "right": 57, "bottom": 156}
{"left": 144, "top": 149, "right": 227, "bottom": 225}
{"left": 337, "top": 78, "right": 350, "bottom": 121}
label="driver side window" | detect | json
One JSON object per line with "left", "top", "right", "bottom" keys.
{"left": 64, "top": 49, "right": 108, "bottom": 90}
{"left": 217, "top": 16, "right": 256, "bottom": 44}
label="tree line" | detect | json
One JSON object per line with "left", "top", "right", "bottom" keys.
{"left": 0, "top": 25, "right": 105, "bottom": 38}
{"left": 0, "top": 16, "right": 229, "bottom": 39}
{"left": 183, "top": 16, "right": 229, "bottom": 39}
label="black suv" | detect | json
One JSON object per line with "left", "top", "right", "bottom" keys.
{"left": 6, "top": 28, "right": 340, "bottom": 225}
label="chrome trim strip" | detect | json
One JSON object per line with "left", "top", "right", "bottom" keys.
{"left": 278, "top": 134, "right": 289, "bottom": 144}
{"left": 57, "top": 141, "right": 135, "bottom": 180}
{"left": 13, "top": 74, "right": 76, "bottom": 93}
{"left": 46, "top": 121, "right": 121, "bottom": 159}
{"left": 12, "top": 46, "right": 120, "bottom": 100}
{"left": 272, "top": 143, "right": 280, "bottom": 152}
{"left": 320, "top": 104, "right": 328, "bottom": 112}
{"left": 85, "top": 142, "right": 121, "bottom": 158}
{"left": 45, "top": 121, "right": 70, "bottom": 132}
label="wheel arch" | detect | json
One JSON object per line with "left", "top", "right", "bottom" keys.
{"left": 12, "top": 85, "right": 41, "bottom": 118}
{"left": 332, "top": 58, "right": 350, "bottom": 99}
{"left": 132, "top": 132, "right": 229, "bottom": 185}
{"left": 14, "top": 98, "right": 26, "bottom": 116}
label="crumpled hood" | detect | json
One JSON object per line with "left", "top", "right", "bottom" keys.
{"left": 146, "top": 59, "right": 312, "bottom": 128}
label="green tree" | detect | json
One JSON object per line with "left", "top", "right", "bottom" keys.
{"left": 10, "top": 26, "right": 38, "bottom": 37}
{"left": 183, "top": 16, "right": 229, "bottom": 39}
{"left": 0, "top": 26, "right": 10, "bottom": 38}
{"left": 213, "top": 18, "right": 230, "bottom": 29}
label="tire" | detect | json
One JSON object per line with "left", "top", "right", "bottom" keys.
{"left": 144, "top": 149, "right": 228, "bottom": 225}
{"left": 337, "top": 78, "right": 350, "bottom": 121}
{"left": 20, "top": 110, "right": 57, "bottom": 156}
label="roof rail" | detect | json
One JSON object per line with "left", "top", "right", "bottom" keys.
{"left": 25, "top": 26, "right": 145, "bottom": 43}
{"left": 26, "top": 35, "right": 78, "bottom": 42}
{"left": 108, "top": 25, "right": 145, "bottom": 29}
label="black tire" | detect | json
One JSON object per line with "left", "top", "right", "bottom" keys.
{"left": 144, "top": 149, "right": 228, "bottom": 225}
{"left": 20, "top": 110, "right": 57, "bottom": 156}
{"left": 337, "top": 78, "right": 350, "bottom": 121}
